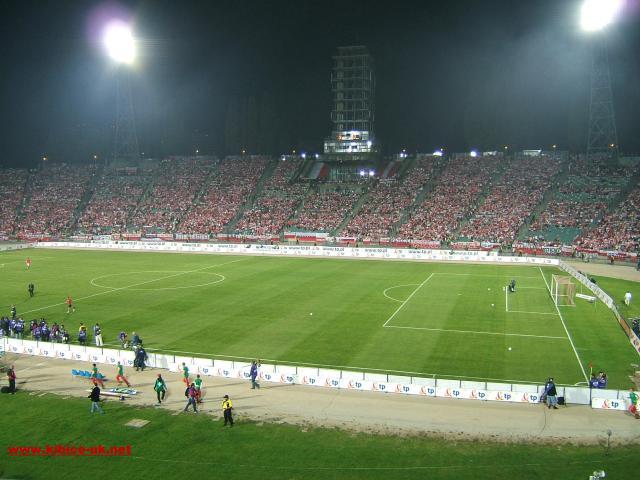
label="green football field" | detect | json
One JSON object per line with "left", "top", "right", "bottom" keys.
{"left": 1, "top": 248, "right": 638, "bottom": 388}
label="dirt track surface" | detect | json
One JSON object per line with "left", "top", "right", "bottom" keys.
{"left": 565, "top": 260, "right": 640, "bottom": 283}
{"left": 3, "top": 353, "right": 639, "bottom": 445}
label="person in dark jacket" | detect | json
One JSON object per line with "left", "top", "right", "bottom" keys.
{"left": 544, "top": 377, "right": 558, "bottom": 409}
{"left": 88, "top": 385, "right": 104, "bottom": 414}
{"left": 250, "top": 361, "right": 260, "bottom": 389}
{"left": 183, "top": 383, "right": 198, "bottom": 413}
{"left": 7, "top": 365, "right": 16, "bottom": 394}
{"left": 134, "top": 346, "right": 147, "bottom": 371}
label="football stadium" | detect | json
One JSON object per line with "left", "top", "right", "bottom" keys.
{"left": 1, "top": 1, "right": 640, "bottom": 479}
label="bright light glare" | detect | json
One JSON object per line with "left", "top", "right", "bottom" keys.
{"left": 103, "top": 21, "right": 136, "bottom": 64}
{"left": 433, "top": 149, "right": 444, "bottom": 157}
{"left": 470, "top": 150, "right": 478, "bottom": 158}
{"left": 580, "top": 0, "right": 623, "bottom": 31}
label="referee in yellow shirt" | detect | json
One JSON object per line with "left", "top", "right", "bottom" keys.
{"left": 222, "top": 395, "right": 234, "bottom": 427}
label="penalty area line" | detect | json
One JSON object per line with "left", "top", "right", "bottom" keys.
{"left": 383, "top": 325, "right": 567, "bottom": 340}
{"left": 382, "top": 273, "right": 434, "bottom": 327}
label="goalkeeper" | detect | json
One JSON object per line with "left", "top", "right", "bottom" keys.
{"left": 508, "top": 279, "right": 516, "bottom": 293}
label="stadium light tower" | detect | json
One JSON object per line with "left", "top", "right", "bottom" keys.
{"left": 103, "top": 20, "right": 140, "bottom": 166}
{"left": 580, "top": 0, "right": 623, "bottom": 162}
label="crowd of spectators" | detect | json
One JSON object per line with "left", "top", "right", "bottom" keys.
{"left": 459, "top": 156, "right": 561, "bottom": 243}
{"left": 398, "top": 155, "right": 499, "bottom": 242}
{"left": 77, "top": 169, "right": 151, "bottom": 234}
{"left": 0, "top": 169, "right": 28, "bottom": 236}
{"left": 130, "top": 158, "right": 213, "bottom": 233}
{"left": 530, "top": 158, "right": 631, "bottom": 236}
{"left": 179, "top": 156, "right": 269, "bottom": 234}
{"left": 17, "top": 164, "right": 95, "bottom": 236}
{"left": 576, "top": 186, "right": 640, "bottom": 251}
{"left": 289, "top": 187, "right": 361, "bottom": 233}
{"left": 341, "top": 156, "right": 437, "bottom": 238}
{"left": 234, "top": 158, "right": 308, "bottom": 235}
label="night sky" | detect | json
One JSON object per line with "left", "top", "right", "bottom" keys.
{"left": 1, "top": 0, "right": 639, "bottom": 167}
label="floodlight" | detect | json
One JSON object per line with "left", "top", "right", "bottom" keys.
{"left": 369, "top": 170, "right": 375, "bottom": 177}
{"left": 359, "top": 170, "right": 366, "bottom": 177}
{"left": 580, "top": 0, "right": 623, "bottom": 32}
{"left": 103, "top": 21, "right": 136, "bottom": 64}
{"left": 433, "top": 149, "right": 444, "bottom": 157}
{"left": 470, "top": 150, "right": 478, "bottom": 158}
{"left": 301, "top": 152, "right": 306, "bottom": 159}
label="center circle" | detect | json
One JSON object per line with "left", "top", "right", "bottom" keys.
{"left": 90, "top": 270, "right": 225, "bottom": 291}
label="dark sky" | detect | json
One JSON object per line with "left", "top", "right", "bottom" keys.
{"left": 1, "top": 0, "right": 639, "bottom": 166}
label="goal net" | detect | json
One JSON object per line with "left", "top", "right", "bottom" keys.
{"left": 550, "top": 275, "right": 576, "bottom": 306}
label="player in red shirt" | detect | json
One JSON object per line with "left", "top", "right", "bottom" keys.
{"left": 25, "top": 257, "right": 31, "bottom": 270}
{"left": 66, "top": 295, "right": 75, "bottom": 313}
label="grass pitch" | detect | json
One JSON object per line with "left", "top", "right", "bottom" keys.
{"left": 3, "top": 393, "right": 637, "bottom": 480}
{"left": 1, "top": 248, "right": 638, "bottom": 388}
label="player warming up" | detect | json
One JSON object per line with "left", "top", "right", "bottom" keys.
{"left": 66, "top": 295, "right": 75, "bottom": 313}
{"left": 25, "top": 257, "right": 31, "bottom": 270}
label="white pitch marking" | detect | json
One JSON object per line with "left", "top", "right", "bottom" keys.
{"left": 382, "top": 284, "right": 419, "bottom": 303}
{"left": 506, "top": 310, "right": 559, "bottom": 316}
{"left": 20, "top": 258, "right": 247, "bottom": 316}
{"left": 90, "top": 270, "right": 225, "bottom": 291}
{"left": 433, "top": 273, "right": 540, "bottom": 279}
{"left": 382, "top": 273, "right": 434, "bottom": 327}
{"left": 538, "top": 266, "right": 588, "bottom": 382}
{"left": 383, "top": 325, "right": 567, "bottom": 339}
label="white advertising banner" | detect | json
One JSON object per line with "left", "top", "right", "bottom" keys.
{"left": 36, "top": 241, "right": 559, "bottom": 266}
{"left": 591, "top": 398, "right": 627, "bottom": 411}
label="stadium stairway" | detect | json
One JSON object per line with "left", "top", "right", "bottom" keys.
{"left": 174, "top": 158, "right": 221, "bottom": 233}
{"left": 517, "top": 162, "right": 570, "bottom": 241}
{"left": 125, "top": 167, "right": 159, "bottom": 231}
{"left": 68, "top": 162, "right": 105, "bottom": 233}
{"left": 293, "top": 156, "right": 315, "bottom": 182}
{"left": 333, "top": 186, "right": 371, "bottom": 236}
{"left": 222, "top": 156, "right": 277, "bottom": 233}
{"left": 393, "top": 155, "right": 416, "bottom": 181}
{"left": 449, "top": 158, "right": 510, "bottom": 241}
{"left": 390, "top": 155, "right": 447, "bottom": 236}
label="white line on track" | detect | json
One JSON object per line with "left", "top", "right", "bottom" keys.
{"left": 383, "top": 325, "right": 567, "bottom": 339}
{"left": 19, "top": 258, "right": 247, "bottom": 316}
{"left": 538, "top": 266, "right": 588, "bottom": 382}
{"left": 382, "top": 273, "right": 434, "bottom": 327}
{"left": 382, "top": 284, "right": 419, "bottom": 303}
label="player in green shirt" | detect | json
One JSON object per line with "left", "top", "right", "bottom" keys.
{"left": 115, "top": 361, "right": 130, "bottom": 387}
{"left": 182, "top": 362, "right": 190, "bottom": 386}
{"left": 629, "top": 389, "right": 639, "bottom": 419}
{"left": 154, "top": 374, "right": 167, "bottom": 405}
{"left": 91, "top": 363, "right": 105, "bottom": 388}
{"left": 194, "top": 374, "right": 203, "bottom": 403}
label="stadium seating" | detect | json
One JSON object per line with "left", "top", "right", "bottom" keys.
{"left": 17, "top": 164, "right": 95, "bottom": 237}
{"left": 0, "top": 168, "right": 28, "bottom": 236}
{"left": 234, "top": 158, "right": 308, "bottom": 235}
{"left": 529, "top": 157, "right": 632, "bottom": 243}
{"left": 178, "top": 156, "right": 269, "bottom": 234}
{"left": 459, "top": 155, "right": 561, "bottom": 243}
{"left": 341, "top": 156, "right": 437, "bottom": 239}
{"left": 398, "top": 155, "right": 500, "bottom": 242}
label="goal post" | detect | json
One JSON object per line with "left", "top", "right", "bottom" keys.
{"left": 550, "top": 275, "right": 576, "bottom": 306}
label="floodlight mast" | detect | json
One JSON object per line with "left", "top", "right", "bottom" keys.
{"left": 581, "top": 0, "right": 622, "bottom": 163}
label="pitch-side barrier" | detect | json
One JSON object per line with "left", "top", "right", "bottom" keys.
{"left": 0, "top": 337, "right": 631, "bottom": 411}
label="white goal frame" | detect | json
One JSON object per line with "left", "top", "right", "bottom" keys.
{"left": 550, "top": 274, "right": 576, "bottom": 306}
